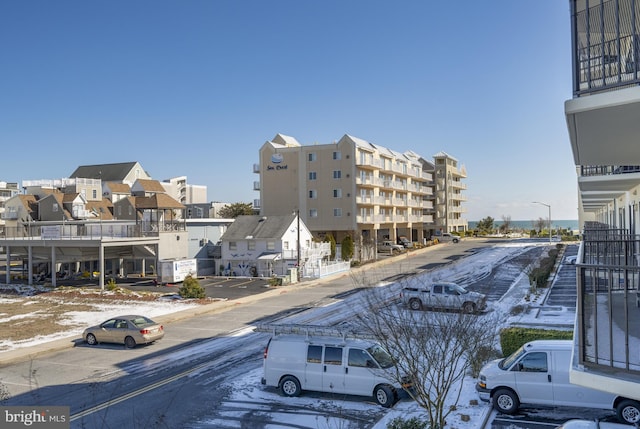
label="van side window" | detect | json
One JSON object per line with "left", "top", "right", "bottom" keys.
{"left": 307, "top": 345, "right": 322, "bottom": 363}
{"left": 348, "top": 348, "right": 372, "bottom": 368}
{"left": 516, "top": 352, "right": 548, "bottom": 372}
{"left": 324, "top": 346, "right": 343, "bottom": 365}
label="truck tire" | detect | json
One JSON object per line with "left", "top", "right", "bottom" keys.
{"left": 409, "top": 298, "right": 422, "bottom": 311}
{"left": 616, "top": 399, "right": 640, "bottom": 424}
{"left": 493, "top": 388, "right": 519, "bottom": 415}
{"left": 374, "top": 384, "right": 396, "bottom": 408}
{"left": 280, "top": 376, "right": 301, "bottom": 397}
{"left": 462, "top": 302, "right": 476, "bottom": 313}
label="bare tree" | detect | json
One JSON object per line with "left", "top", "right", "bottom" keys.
{"left": 534, "top": 217, "right": 548, "bottom": 234}
{"left": 500, "top": 215, "right": 512, "bottom": 234}
{"left": 352, "top": 283, "right": 499, "bottom": 428}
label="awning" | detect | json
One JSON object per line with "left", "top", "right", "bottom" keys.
{"left": 257, "top": 253, "right": 281, "bottom": 261}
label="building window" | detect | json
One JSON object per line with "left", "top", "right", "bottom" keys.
{"left": 52, "top": 203, "right": 58, "bottom": 212}
{"left": 333, "top": 189, "right": 342, "bottom": 198}
{"left": 308, "top": 153, "right": 316, "bottom": 162}
{"left": 333, "top": 170, "right": 341, "bottom": 179}
{"left": 283, "top": 241, "right": 289, "bottom": 250}
{"left": 309, "top": 190, "right": 317, "bottom": 199}
{"left": 266, "top": 241, "right": 275, "bottom": 250}
{"left": 229, "top": 241, "right": 237, "bottom": 251}
{"left": 92, "top": 189, "right": 97, "bottom": 199}
{"left": 333, "top": 151, "right": 341, "bottom": 160}
{"left": 248, "top": 241, "right": 255, "bottom": 251}
{"left": 333, "top": 208, "right": 342, "bottom": 217}
{"left": 309, "top": 209, "right": 318, "bottom": 218}
{"left": 309, "top": 172, "right": 317, "bottom": 180}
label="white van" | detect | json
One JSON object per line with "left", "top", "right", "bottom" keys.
{"left": 260, "top": 331, "right": 411, "bottom": 407}
{"left": 476, "top": 340, "right": 640, "bottom": 424}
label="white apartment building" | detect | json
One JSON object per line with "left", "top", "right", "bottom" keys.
{"left": 565, "top": 0, "right": 640, "bottom": 405}
{"left": 0, "top": 181, "right": 19, "bottom": 232}
{"left": 162, "top": 176, "right": 207, "bottom": 205}
{"left": 433, "top": 152, "right": 468, "bottom": 234}
{"left": 255, "top": 133, "right": 465, "bottom": 260}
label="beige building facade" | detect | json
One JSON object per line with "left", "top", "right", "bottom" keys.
{"left": 433, "top": 152, "right": 468, "bottom": 234}
{"left": 256, "top": 133, "right": 465, "bottom": 260}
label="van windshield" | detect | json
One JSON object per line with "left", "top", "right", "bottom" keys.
{"left": 367, "top": 344, "right": 394, "bottom": 369}
{"left": 499, "top": 345, "right": 526, "bottom": 370}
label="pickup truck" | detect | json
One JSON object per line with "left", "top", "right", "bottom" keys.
{"left": 377, "top": 240, "right": 404, "bottom": 254}
{"left": 400, "top": 282, "right": 487, "bottom": 313}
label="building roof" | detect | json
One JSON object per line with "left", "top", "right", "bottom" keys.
{"left": 433, "top": 151, "right": 458, "bottom": 161}
{"left": 271, "top": 134, "right": 301, "bottom": 147}
{"left": 104, "top": 182, "right": 131, "bottom": 194}
{"left": 134, "top": 194, "right": 185, "bottom": 210}
{"left": 70, "top": 162, "right": 142, "bottom": 181}
{"left": 222, "top": 214, "right": 297, "bottom": 240}
{"left": 85, "top": 199, "right": 114, "bottom": 220}
{"left": 134, "top": 179, "right": 166, "bottom": 193}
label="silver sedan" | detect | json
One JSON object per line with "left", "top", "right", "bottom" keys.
{"left": 83, "top": 315, "right": 164, "bottom": 348}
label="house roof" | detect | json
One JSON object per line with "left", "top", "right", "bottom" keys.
{"left": 104, "top": 182, "right": 131, "bottom": 194}
{"left": 134, "top": 194, "right": 185, "bottom": 209}
{"left": 70, "top": 162, "right": 142, "bottom": 181}
{"left": 85, "top": 199, "right": 114, "bottom": 220}
{"left": 134, "top": 179, "right": 166, "bottom": 193}
{"left": 221, "top": 214, "right": 297, "bottom": 240}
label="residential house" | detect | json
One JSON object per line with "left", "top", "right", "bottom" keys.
{"left": 219, "top": 214, "right": 333, "bottom": 279}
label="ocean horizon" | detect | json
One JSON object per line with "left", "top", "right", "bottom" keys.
{"left": 468, "top": 219, "right": 579, "bottom": 231}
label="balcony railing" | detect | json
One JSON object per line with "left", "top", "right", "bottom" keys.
{"left": 577, "top": 222, "right": 640, "bottom": 373}
{"left": 580, "top": 165, "right": 640, "bottom": 177}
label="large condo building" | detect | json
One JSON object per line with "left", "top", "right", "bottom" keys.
{"left": 255, "top": 133, "right": 467, "bottom": 259}
{"left": 565, "top": 0, "right": 640, "bottom": 403}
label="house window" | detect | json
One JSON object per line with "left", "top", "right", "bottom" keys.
{"left": 92, "top": 189, "right": 97, "bottom": 199}
{"left": 309, "top": 190, "right": 317, "bottom": 199}
{"left": 117, "top": 206, "right": 122, "bottom": 216}
{"left": 309, "top": 209, "right": 318, "bottom": 218}
{"left": 267, "top": 241, "right": 275, "bottom": 250}
{"left": 309, "top": 172, "right": 317, "bottom": 180}
{"left": 229, "top": 241, "right": 237, "bottom": 251}
{"left": 333, "top": 189, "right": 342, "bottom": 198}
{"left": 308, "top": 153, "right": 316, "bottom": 162}
{"left": 333, "top": 151, "right": 341, "bottom": 160}
{"left": 333, "top": 208, "right": 342, "bottom": 217}
{"left": 52, "top": 203, "right": 58, "bottom": 212}
{"left": 248, "top": 241, "right": 255, "bottom": 251}
{"left": 128, "top": 206, "right": 132, "bottom": 216}
{"left": 283, "top": 241, "right": 289, "bottom": 250}
{"left": 333, "top": 170, "right": 341, "bottom": 179}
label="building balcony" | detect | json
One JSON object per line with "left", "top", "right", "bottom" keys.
{"left": 253, "top": 181, "right": 260, "bottom": 191}
{"left": 571, "top": 222, "right": 640, "bottom": 401}
{"left": 577, "top": 166, "right": 640, "bottom": 213}
{"left": 253, "top": 163, "right": 260, "bottom": 173}
{"left": 1, "top": 211, "right": 18, "bottom": 220}
{"left": 355, "top": 157, "right": 382, "bottom": 169}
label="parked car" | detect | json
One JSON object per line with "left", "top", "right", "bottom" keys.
{"left": 438, "top": 233, "right": 460, "bottom": 243}
{"left": 476, "top": 340, "right": 640, "bottom": 424}
{"left": 83, "top": 315, "right": 164, "bottom": 348}
{"left": 398, "top": 236, "right": 413, "bottom": 248}
{"left": 564, "top": 255, "right": 577, "bottom": 265}
{"left": 400, "top": 282, "right": 487, "bottom": 313}
{"left": 377, "top": 240, "right": 404, "bottom": 254}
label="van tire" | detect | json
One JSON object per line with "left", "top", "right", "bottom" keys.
{"left": 493, "top": 388, "right": 519, "bottom": 414}
{"left": 280, "top": 376, "right": 301, "bottom": 397}
{"left": 616, "top": 399, "right": 640, "bottom": 424}
{"left": 409, "top": 298, "right": 422, "bottom": 311}
{"left": 374, "top": 385, "right": 396, "bottom": 408}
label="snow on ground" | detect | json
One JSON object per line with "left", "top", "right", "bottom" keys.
{"left": 0, "top": 241, "right": 578, "bottom": 428}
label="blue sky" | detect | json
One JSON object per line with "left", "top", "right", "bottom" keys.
{"left": 0, "top": 1, "right": 576, "bottom": 221}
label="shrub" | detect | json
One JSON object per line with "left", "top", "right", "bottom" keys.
{"left": 386, "top": 416, "right": 429, "bottom": 429}
{"left": 468, "top": 344, "right": 501, "bottom": 378}
{"left": 106, "top": 278, "right": 118, "bottom": 291}
{"left": 499, "top": 327, "right": 573, "bottom": 357}
{"left": 178, "top": 276, "right": 206, "bottom": 299}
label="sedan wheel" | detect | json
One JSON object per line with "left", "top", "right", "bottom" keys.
{"left": 86, "top": 333, "right": 97, "bottom": 346}
{"left": 124, "top": 336, "right": 136, "bottom": 349}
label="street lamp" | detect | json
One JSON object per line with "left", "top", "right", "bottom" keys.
{"left": 532, "top": 201, "right": 552, "bottom": 243}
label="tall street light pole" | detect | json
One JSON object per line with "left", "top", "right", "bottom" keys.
{"left": 532, "top": 201, "right": 552, "bottom": 243}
